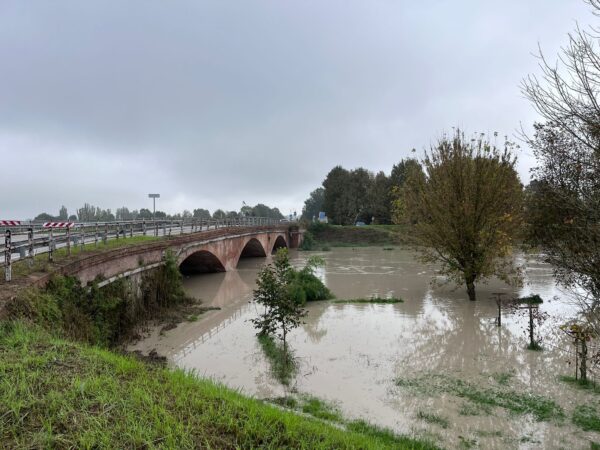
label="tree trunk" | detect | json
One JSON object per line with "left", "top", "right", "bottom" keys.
{"left": 497, "top": 301, "right": 502, "bottom": 327}
{"left": 580, "top": 339, "right": 588, "bottom": 382}
{"left": 282, "top": 328, "right": 287, "bottom": 362}
{"left": 466, "top": 278, "right": 476, "bottom": 301}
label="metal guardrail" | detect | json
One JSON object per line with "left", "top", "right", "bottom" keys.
{"left": 2, "top": 217, "right": 288, "bottom": 282}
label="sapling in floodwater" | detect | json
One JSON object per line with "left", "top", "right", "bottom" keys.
{"left": 560, "top": 322, "right": 597, "bottom": 382}
{"left": 251, "top": 248, "right": 307, "bottom": 356}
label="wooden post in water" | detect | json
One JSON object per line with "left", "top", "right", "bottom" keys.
{"left": 492, "top": 292, "right": 507, "bottom": 327}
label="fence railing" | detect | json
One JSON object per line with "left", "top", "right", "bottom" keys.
{"left": 2, "top": 217, "right": 288, "bottom": 282}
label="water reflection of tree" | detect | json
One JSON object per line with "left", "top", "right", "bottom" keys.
{"left": 302, "top": 301, "right": 330, "bottom": 343}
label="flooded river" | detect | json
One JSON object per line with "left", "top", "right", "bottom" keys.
{"left": 130, "top": 248, "right": 600, "bottom": 449}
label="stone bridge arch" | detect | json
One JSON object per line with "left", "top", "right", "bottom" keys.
{"left": 270, "top": 234, "right": 288, "bottom": 254}
{"left": 179, "top": 250, "right": 226, "bottom": 275}
{"left": 176, "top": 231, "right": 288, "bottom": 273}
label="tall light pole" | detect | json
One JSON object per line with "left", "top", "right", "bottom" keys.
{"left": 148, "top": 193, "right": 160, "bottom": 222}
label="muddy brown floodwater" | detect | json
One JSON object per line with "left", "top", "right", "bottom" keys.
{"left": 130, "top": 247, "right": 600, "bottom": 449}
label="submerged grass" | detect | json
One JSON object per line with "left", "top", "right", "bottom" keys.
{"left": 267, "top": 395, "right": 439, "bottom": 449}
{"left": 458, "top": 402, "right": 490, "bottom": 416}
{"left": 300, "top": 395, "right": 344, "bottom": 422}
{"left": 491, "top": 371, "right": 514, "bottom": 386}
{"left": 416, "top": 411, "right": 449, "bottom": 429}
{"left": 560, "top": 375, "right": 600, "bottom": 393}
{"left": 0, "top": 321, "right": 436, "bottom": 449}
{"left": 396, "top": 374, "right": 564, "bottom": 422}
{"left": 257, "top": 334, "right": 297, "bottom": 386}
{"left": 527, "top": 341, "right": 544, "bottom": 351}
{"left": 334, "top": 297, "right": 404, "bottom": 304}
{"left": 573, "top": 405, "right": 600, "bottom": 432}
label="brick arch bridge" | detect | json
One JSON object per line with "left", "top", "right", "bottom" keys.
{"left": 33, "top": 226, "right": 302, "bottom": 288}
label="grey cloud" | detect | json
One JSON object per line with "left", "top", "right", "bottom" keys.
{"left": 0, "top": 0, "right": 592, "bottom": 218}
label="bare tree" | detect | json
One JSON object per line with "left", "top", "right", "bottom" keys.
{"left": 522, "top": 0, "right": 600, "bottom": 311}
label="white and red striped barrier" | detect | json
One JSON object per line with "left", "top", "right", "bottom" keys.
{"left": 0, "top": 220, "right": 21, "bottom": 226}
{"left": 43, "top": 222, "right": 75, "bottom": 228}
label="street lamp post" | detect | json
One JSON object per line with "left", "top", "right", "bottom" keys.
{"left": 148, "top": 194, "right": 160, "bottom": 236}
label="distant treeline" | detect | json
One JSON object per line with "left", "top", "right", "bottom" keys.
{"left": 301, "top": 159, "right": 421, "bottom": 225}
{"left": 33, "top": 203, "right": 285, "bottom": 222}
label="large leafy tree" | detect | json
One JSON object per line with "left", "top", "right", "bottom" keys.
{"left": 390, "top": 160, "right": 425, "bottom": 225}
{"left": 193, "top": 208, "right": 211, "bottom": 220}
{"left": 301, "top": 187, "right": 325, "bottom": 221}
{"left": 367, "top": 171, "right": 392, "bottom": 224}
{"left": 522, "top": 2, "right": 600, "bottom": 310}
{"left": 402, "top": 131, "right": 523, "bottom": 301}
{"left": 322, "top": 166, "right": 374, "bottom": 225}
{"left": 390, "top": 158, "right": 421, "bottom": 188}
{"left": 322, "top": 166, "right": 352, "bottom": 224}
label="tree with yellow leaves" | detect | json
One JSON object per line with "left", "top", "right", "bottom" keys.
{"left": 400, "top": 130, "right": 524, "bottom": 301}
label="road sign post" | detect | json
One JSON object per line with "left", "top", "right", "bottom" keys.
{"left": 48, "top": 228, "right": 54, "bottom": 262}
{"left": 28, "top": 227, "right": 34, "bottom": 268}
{"left": 4, "top": 230, "right": 11, "bottom": 282}
{"left": 66, "top": 226, "right": 71, "bottom": 255}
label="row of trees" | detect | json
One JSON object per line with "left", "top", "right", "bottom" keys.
{"left": 301, "top": 159, "right": 420, "bottom": 225}
{"left": 33, "top": 203, "right": 284, "bottom": 222}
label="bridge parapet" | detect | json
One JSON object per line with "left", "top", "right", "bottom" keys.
{"left": 2, "top": 217, "right": 296, "bottom": 282}
{"left": 14, "top": 225, "right": 300, "bottom": 288}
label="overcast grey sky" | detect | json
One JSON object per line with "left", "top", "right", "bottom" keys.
{"left": 0, "top": 0, "right": 593, "bottom": 219}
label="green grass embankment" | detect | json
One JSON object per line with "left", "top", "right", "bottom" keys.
{"left": 302, "top": 223, "right": 409, "bottom": 249}
{"left": 0, "top": 321, "right": 437, "bottom": 449}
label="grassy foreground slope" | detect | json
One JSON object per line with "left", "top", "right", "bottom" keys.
{"left": 0, "top": 322, "right": 435, "bottom": 449}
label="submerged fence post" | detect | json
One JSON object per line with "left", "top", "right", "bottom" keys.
{"left": 4, "top": 229, "right": 11, "bottom": 282}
